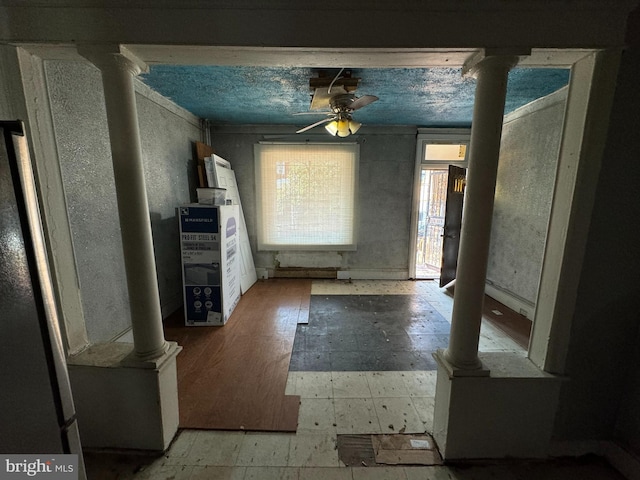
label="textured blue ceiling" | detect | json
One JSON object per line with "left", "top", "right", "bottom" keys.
{"left": 141, "top": 66, "right": 570, "bottom": 128}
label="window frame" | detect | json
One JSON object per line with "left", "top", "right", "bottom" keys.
{"left": 254, "top": 141, "right": 359, "bottom": 251}
{"left": 416, "top": 129, "right": 471, "bottom": 167}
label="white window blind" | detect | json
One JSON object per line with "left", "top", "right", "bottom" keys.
{"left": 255, "top": 143, "right": 358, "bottom": 250}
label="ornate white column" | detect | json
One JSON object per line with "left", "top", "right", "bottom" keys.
{"left": 78, "top": 45, "right": 167, "bottom": 360}
{"left": 441, "top": 52, "right": 521, "bottom": 372}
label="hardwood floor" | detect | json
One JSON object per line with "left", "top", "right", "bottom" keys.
{"left": 482, "top": 295, "right": 532, "bottom": 349}
{"left": 164, "top": 278, "right": 529, "bottom": 432}
{"left": 164, "top": 279, "right": 310, "bottom": 432}
{"left": 444, "top": 284, "right": 532, "bottom": 349}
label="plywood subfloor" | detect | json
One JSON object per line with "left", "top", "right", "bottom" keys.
{"left": 164, "top": 279, "right": 310, "bottom": 432}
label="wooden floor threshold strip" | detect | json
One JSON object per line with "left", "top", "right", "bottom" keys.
{"left": 164, "top": 279, "right": 311, "bottom": 432}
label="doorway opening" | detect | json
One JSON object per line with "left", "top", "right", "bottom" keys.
{"left": 416, "top": 167, "right": 447, "bottom": 279}
{"left": 410, "top": 129, "right": 470, "bottom": 280}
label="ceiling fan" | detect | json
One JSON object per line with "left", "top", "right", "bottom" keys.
{"left": 296, "top": 93, "right": 379, "bottom": 137}
{"left": 295, "top": 69, "right": 379, "bottom": 137}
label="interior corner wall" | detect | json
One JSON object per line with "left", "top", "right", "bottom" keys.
{"left": 486, "top": 88, "right": 566, "bottom": 308}
{"left": 135, "top": 82, "right": 202, "bottom": 318}
{"left": 615, "top": 324, "right": 640, "bottom": 454}
{"left": 553, "top": 46, "right": 640, "bottom": 445}
{"left": 44, "top": 60, "right": 200, "bottom": 343}
{"left": 210, "top": 126, "right": 416, "bottom": 275}
{"left": 612, "top": 23, "right": 640, "bottom": 457}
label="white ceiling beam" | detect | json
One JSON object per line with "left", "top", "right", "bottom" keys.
{"left": 18, "top": 44, "right": 595, "bottom": 69}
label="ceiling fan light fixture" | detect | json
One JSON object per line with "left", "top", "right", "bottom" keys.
{"left": 296, "top": 83, "right": 379, "bottom": 136}
{"left": 324, "top": 118, "right": 361, "bottom": 137}
{"left": 325, "top": 120, "right": 339, "bottom": 136}
{"left": 336, "top": 118, "right": 351, "bottom": 137}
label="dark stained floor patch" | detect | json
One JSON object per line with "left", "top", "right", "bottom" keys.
{"left": 289, "top": 295, "right": 449, "bottom": 371}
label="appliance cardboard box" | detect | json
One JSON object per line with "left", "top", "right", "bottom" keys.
{"left": 179, "top": 204, "right": 241, "bottom": 326}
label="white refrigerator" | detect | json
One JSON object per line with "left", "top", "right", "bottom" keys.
{"left": 0, "top": 121, "right": 85, "bottom": 478}
{"left": 179, "top": 204, "right": 241, "bottom": 326}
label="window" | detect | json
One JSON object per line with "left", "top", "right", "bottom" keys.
{"left": 424, "top": 143, "right": 467, "bottom": 162}
{"left": 255, "top": 143, "right": 358, "bottom": 250}
{"left": 416, "top": 129, "right": 471, "bottom": 165}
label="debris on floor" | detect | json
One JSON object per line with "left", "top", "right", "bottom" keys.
{"left": 337, "top": 435, "right": 377, "bottom": 467}
{"left": 337, "top": 433, "right": 442, "bottom": 467}
{"left": 372, "top": 433, "right": 443, "bottom": 466}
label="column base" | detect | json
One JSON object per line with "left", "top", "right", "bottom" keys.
{"left": 433, "top": 351, "right": 563, "bottom": 460}
{"left": 124, "top": 341, "right": 170, "bottom": 367}
{"left": 68, "top": 341, "right": 182, "bottom": 451}
{"left": 435, "top": 349, "right": 491, "bottom": 377}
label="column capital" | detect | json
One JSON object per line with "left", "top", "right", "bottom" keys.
{"left": 77, "top": 44, "right": 148, "bottom": 76}
{"left": 462, "top": 48, "right": 530, "bottom": 78}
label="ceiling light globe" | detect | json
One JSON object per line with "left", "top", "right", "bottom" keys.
{"left": 337, "top": 119, "right": 350, "bottom": 137}
{"left": 325, "top": 121, "right": 339, "bottom": 136}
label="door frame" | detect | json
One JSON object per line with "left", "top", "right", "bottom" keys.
{"left": 409, "top": 128, "right": 470, "bottom": 279}
{"left": 415, "top": 167, "right": 448, "bottom": 279}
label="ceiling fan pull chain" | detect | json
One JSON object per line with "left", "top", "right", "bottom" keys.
{"left": 327, "top": 68, "right": 345, "bottom": 94}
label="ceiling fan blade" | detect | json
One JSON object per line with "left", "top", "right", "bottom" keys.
{"left": 293, "top": 111, "right": 332, "bottom": 116}
{"left": 349, "top": 95, "right": 379, "bottom": 111}
{"left": 296, "top": 117, "right": 334, "bottom": 134}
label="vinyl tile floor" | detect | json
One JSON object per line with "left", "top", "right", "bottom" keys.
{"left": 85, "top": 281, "right": 623, "bottom": 479}
{"left": 86, "top": 445, "right": 627, "bottom": 480}
{"left": 85, "top": 369, "right": 625, "bottom": 479}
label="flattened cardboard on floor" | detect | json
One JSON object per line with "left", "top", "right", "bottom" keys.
{"left": 337, "top": 435, "right": 376, "bottom": 467}
{"left": 337, "top": 434, "right": 443, "bottom": 467}
{"left": 372, "top": 434, "right": 443, "bottom": 466}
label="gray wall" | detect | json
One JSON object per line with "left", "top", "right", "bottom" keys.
{"left": 136, "top": 82, "right": 201, "bottom": 317}
{"left": 45, "top": 61, "right": 201, "bottom": 343}
{"left": 210, "top": 126, "right": 416, "bottom": 275}
{"left": 487, "top": 89, "right": 566, "bottom": 306}
{"left": 553, "top": 46, "right": 640, "bottom": 445}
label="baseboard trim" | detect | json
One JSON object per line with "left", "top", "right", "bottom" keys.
{"left": 256, "top": 268, "right": 411, "bottom": 281}
{"left": 484, "top": 283, "right": 535, "bottom": 320}
{"left": 337, "top": 270, "right": 409, "bottom": 280}
{"left": 255, "top": 268, "right": 269, "bottom": 280}
{"left": 273, "top": 268, "right": 337, "bottom": 279}
{"left": 601, "top": 441, "right": 640, "bottom": 480}
{"left": 548, "top": 439, "right": 601, "bottom": 457}
{"left": 549, "top": 440, "right": 640, "bottom": 480}
{"left": 111, "top": 327, "right": 133, "bottom": 343}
